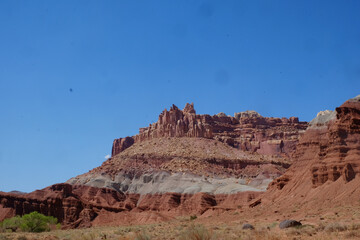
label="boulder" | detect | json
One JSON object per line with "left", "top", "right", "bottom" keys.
{"left": 242, "top": 223, "right": 255, "bottom": 230}
{"left": 279, "top": 219, "right": 302, "bottom": 229}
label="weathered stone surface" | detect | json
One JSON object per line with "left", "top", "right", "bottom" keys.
{"left": 308, "top": 110, "right": 336, "bottom": 129}
{"left": 234, "top": 110, "right": 261, "bottom": 119}
{"left": 279, "top": 219, "right": 302, "bottom": 229}
{"left": 112, "top": 103, "right": 307, "bottom": 158}
{"left": 112, "top": 137, "right": 134, "bottom": 157}
{"left": 242, "top": 223, "right": 255, "bottom": 230}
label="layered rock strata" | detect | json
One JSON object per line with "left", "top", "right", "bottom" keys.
{"left": 112, "top": 103, "right": 307, "bottom": 158}
{"left": 0, "top": 183, "right": 261, "bottom": 228}
{"left": 251, "top": 95, "right": 360, "bottom": 216}
{"left": 69, "top": 138, "right": 289, "bottom": 195}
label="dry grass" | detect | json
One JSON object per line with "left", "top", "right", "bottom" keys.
{"left": 178, "top": 224, "right": 215, "bottom": 240}
{"left": 324, "top": 222, "right": 348, "bottom": 233}
{"left": 1, "top": 219, "right": 360, "bottom": 240}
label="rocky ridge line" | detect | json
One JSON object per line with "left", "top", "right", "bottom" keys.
{"left": 112, "top": 103, "right": 308, "bottom": 158}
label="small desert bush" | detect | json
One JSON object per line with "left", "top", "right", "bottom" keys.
{"left": 267, "top": 222, "right": 278, "bottom": 229}
{"left": 72, "top": 232, "right": 97, "bottom": 240}
{"left": 0, "top": 211, "right": 59, "bottom": 233}
{"left": 134, "top": 230, "right": 152, "bottom": 240}
{"left": 286, "top": 225, "right": 316, "bottom": 237}
{"left": 345, "top": 230, "right": 360, "bottom": 239}
{"left": 348, "top": 223, "right": 360, "bottom": 231}
{"left": 324, "top": 222, "right": 347, "bottom": 233}
{"left": 178, "top": 224, "right": 215, "bottom": 240}
{"left": 16, "top": 236, "right": 27, "bottom": 240}
{"left": 190, "top": 215, "right": 197, "bottom": 221}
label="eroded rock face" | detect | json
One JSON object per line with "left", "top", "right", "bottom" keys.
{"left": 256, "top": 95, "right": 360, "bottom": 215}
{"left": 0, "top": 183, "right": 261, "bottom": 228}
{"left": 310, "top": 97, "right": 360, "bottom": 187}
{"left": 112, "top": 137, "right": 135, "bottom": 157}
{"left": 0, "top": 183, "right": 137, "bottom": 229}
{"left": 112, "top": 103, "right": 307, "bottom": 158}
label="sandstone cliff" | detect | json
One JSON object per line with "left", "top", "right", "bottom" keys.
{"left": 112, "top": 103, "right": 307, "bottom": 158}
{"left": 251, "top": 95, "right": 360, "bottom": 218}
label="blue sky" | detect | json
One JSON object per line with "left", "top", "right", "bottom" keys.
{"left": 0, "top": 0, "right": 359, "bottom": 192}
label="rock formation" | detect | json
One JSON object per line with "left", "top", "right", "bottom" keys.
{"left": 0, "top": 183, "right": 135, "bottom": 228}
{"left": 0, "top": 102, "right": 311, "bottom": 228}
{"left": 251, "top": 95, "right": 360, "bottom": 218}
{"left": 111, "top": 137, "right": 134, "bottom": 157}
{"left": 69, "top": 138, "right": 289, "bottom": 194}
{"left": 0, "top": 183, "right": 261, "bottom": 228}
{"left": 112, "top": 103, "right": 307, "bottom": 157}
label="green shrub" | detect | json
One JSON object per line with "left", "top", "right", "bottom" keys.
{"left": 0, "top": 211, "right": 59, "bottom": 233}
{"left": 1, "top": 216, "right": 23, "bottom": 232}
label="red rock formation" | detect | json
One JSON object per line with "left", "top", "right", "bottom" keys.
{"left": 251, "top": 95, "right": 360, "bottom": 216}
{"left": 0, "top": 184, "right": 261, "bottom": 228}
{"left": 135, "top": 103, "right": 213, "bottom": 141}
{"left": 0, "top": 183, "right": 138, "bottom": 228}
{"left": 112, "top": 137, "right": 135, "bottom": 157}
{"left": 112, "top": 103, "right": 307, "bottom": 158}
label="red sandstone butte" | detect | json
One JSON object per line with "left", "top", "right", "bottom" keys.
{"left": 112, "top": 103, "right": 307, "bottom": 158}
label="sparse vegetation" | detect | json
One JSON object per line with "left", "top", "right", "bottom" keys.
{"left": 1, "top": 219, "right": 360, "bottom": 240}
{"left": 178, "top": 224, "right": 215, "bottom": 240}
{"left": 324, "top": 222, "right": 347, "bottom": 233}
{"left": 286, "top": 224, "right": 316, "bottom": 237}
{"left": 134, "top": 230, "right": 152, "bottom": 240}
{"left": 16, "top": 236, "right": 27, "bottom": 240}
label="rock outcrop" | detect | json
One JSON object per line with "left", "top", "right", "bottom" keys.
{"left": 112, "top": 103, "right": 307, "bottom": 158}
{"left": 111, "top": 137, "right": 134, "bottom": 156}
{"left": 0, "top": 183, "right": 261, "bottom": 228}
{"left": 252, "top": 95, "right": 360, "bottom": 217}
{"left": 70, "top": 138, "right": 289, "bottom": 194}
{"left": 0, "top": 183, "right": 137, "bottom": 228}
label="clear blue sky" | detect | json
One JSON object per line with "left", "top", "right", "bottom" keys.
{"left": 0, "top": 0, "right": 359, "bottom": 192}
